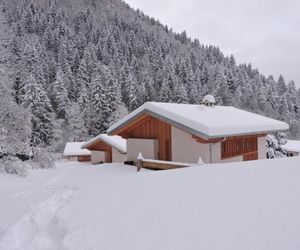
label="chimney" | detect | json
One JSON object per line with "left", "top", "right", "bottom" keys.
{"left": 202, "top": 95, "right": 216, "bottom": 107}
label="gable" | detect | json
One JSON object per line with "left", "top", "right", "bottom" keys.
{"left": 117, "top": 114, "right": 172, "bottom": 161}
{"left": 86, "top": 140, "right": 112, "bottom": 152}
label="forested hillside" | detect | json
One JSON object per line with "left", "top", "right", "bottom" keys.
{"left": 0, "top": 0, "right": 299, "bottom": 156}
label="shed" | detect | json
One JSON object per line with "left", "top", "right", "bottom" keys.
{"left": 81, "top": 134, "right": 127, "bottom": 164}
{"left": 63, "top": 142, "right": 91, "bottom": 162}
{"left": 282, "top": 140, "right": 300, "bottom": 157}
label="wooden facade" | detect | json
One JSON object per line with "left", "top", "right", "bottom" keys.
{"left": 86, "top": 141, "right": 112, "bottom": 163}
{"left": 117, "top": 115, "right": 172, "bottom": 161}
{"left": 221, "top": 135, "right": 262, "bottom": 161}
{"left": 78, "top": 155, "right": 91, "bottom": 162}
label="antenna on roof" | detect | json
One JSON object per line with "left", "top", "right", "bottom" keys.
{"left": 202, "top": 95, "right": 215, "bottom": 107}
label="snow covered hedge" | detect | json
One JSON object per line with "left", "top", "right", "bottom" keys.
{"left": 0, "top": 156, "right": 29, "bottom": 177}
{"left": 0, "top": 151, "right": 56, "bottom": 177}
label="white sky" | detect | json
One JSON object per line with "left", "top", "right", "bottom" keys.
{"left": 124, "top": 0, "right": 300, "bottom": 87}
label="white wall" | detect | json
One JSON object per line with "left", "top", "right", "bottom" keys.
{"left": 91, "top": 151, "right": 106, "bottom": 164}
{"left": 258, "top": 136, "right": 267, "bottom": 159}
{"left": 171, "top": 127, "right": 243, "bottom": 164}
{"left": 127, "top": 138, "right": 158, "bottom": 161}
{"left": 171, "top": 127, "right": 210, "bottom": 163}
{"left": 112, "top": 148, "right": 127, "bottom": 163}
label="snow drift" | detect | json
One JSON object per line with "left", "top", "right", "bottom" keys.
{"left": 0, "top": 157, "right": 300, "bottom": 250}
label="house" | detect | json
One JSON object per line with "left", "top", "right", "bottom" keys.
{"left": 63, "top": 142, "right": 91, "bottom": 162}
{"left": 81, "top": 134, "right": 127, "bottom": 164}
{"left": 282, "top": 140, "right": 300, "bottom": 157}
{"left": 107, "top": 97, "right": 289, "bottom": 164}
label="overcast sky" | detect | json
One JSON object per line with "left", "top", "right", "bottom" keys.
{"left": 125, "top": 0, "right": 300, "bottom": 87}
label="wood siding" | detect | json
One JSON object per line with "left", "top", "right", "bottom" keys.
{"left": 221, "top": 136, "right": 258, "bottom": 160}
{"left": 78, "top": 155, "right": 91, "bottom": 162}
{"left": 118, "top": 115, "right": 172, "bottom": 161}
{"left": 86, "top": 141, "right": 112, "bottom": 163}
{"left": 243, "top": 152, "right": 258, "bottom": 161}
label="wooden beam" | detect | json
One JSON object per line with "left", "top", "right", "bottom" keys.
{"left": 142, "top": 161, "right": 189, "bottom": 170}
{"left": 192, "top": 135, "right": 224, "bottom": 144}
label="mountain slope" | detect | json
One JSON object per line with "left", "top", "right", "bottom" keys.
{"left": 0, "top": 0, "right": 299, "bottom": 151}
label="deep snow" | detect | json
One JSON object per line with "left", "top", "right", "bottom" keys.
{"left": 1, "top": 157, "right": 300, "bottom": 250}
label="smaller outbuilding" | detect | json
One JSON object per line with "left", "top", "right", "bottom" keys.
{"left": 81, "top": 134, "right": 127, "bottom": 164}
{"left": 63, "top": 142, "right": 91, "bottom": 162}
{"left": 282, "top": 140, "right": 300, "bottom": 157}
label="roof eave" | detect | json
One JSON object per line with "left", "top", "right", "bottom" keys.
{"left": 208, "top": 127, "right": 289, "bottom": 139}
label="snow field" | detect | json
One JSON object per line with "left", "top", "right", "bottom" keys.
{"left": 1, "top": 157, "right": 300, "bottom": 250}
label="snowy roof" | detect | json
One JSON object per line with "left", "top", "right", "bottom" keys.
{"left": 108, "top": 102, "right": 289, "bottom": 139}
{"left": 282, "top": 140, "right": 300, "bottom": 153}
{"left": 81, "top": 134, "right": 127, "bottom": 153}
{"left": 63, "top": 142, "right": 91, "bottom": 156}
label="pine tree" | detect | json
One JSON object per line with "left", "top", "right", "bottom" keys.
{"left": 173, "top": 80, "right": 189, "bottom": 103}
{"left": 159, "top": 78, "right": 172, "bottom": 102}
{"left": 66, "top": 103, "right": 88, "bottom": 142}
{"left": 20, "top": 74, "right": 53, "bottom": 146}
{"left": 53, "top": 66, "right": 70, "bottom": 119}
{"left": 286, "top": 81, "right": 298, "bottom": 118}
{"left": 277, "top": 75, "right": 287, "bottom": 95}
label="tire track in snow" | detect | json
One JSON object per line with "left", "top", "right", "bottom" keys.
{"left": 0, "top": 187, "right": 77, "bottom": 250}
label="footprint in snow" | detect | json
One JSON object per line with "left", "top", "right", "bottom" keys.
{"left": 0, "top": 187, "right": 77, "bottom": 250}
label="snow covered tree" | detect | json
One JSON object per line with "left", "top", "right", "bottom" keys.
{"left": 20, "top": 74, "right": 53, "bottom": 147}
{"left": 0, "top": 79, "right": 31, "bottom": 159}
{"left": 66, "top": 102, "right": 88, "bottom": 141}
{"left": 52, "top": 66, "right": 70, "bottom": 118}
{"left": 266, "top": 133, "right": 287, "bottom": 158}
{"left": 172, "top": 80, "right": 189, "bottom": 103}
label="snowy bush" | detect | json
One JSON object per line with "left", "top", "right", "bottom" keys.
{"left": 0, "top": 151, "right": 56, "bottom": 176}
{"left": 31, "top": 150, "right": 55, "bottom": 169}
{"left": 0, "top": 156, "right": 28, "bottom": 177}
{"left": 266, "top": 133, "right": 287, "bottom": 158}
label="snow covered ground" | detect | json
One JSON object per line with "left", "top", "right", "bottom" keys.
{"left": 1, "top": 157, "right": 300, "bottom": 250}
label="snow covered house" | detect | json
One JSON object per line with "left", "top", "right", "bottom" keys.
{"left": 107, "top": 100, "right": 289, "bottom": 164}
{"left": 81, "top": 134, "right": 127, "bottom": 164}
{"left": 282, "top": 140, "right": 300, "bottom": 157}
{"left": 63, "top": 142, "right": 91, "bottom": 162}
